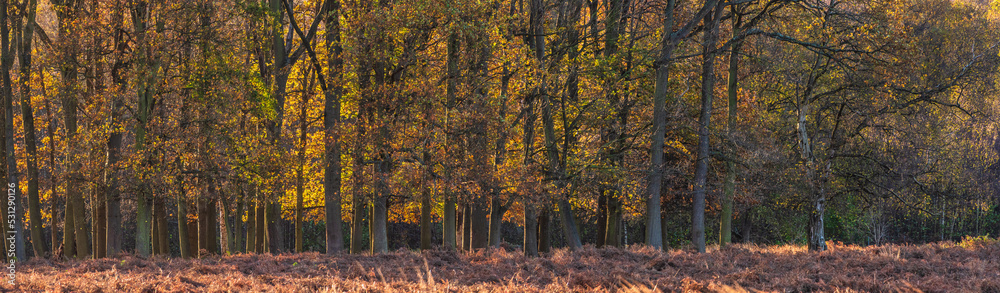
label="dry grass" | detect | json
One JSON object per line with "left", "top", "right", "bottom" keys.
{"left": 5, "top": 240, "right": 1000, "bottom": 292}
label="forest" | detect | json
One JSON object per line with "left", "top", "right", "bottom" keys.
{"left": 2, "top": 0, "right": 1000, "bottom": 291}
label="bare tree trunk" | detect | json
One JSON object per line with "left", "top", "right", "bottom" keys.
{"left": 462, "top": 204, "right": 471, "bottom": 251}
{"left": 177, "top": 173, "right": 190, "bottom": 258}
{"left": 645, "top": 0, "right": 675, "bottom": 250}
{"left": 18, "top": 0, "right": 45, "bottom": 258}
{"left": 255, "top": 198, "right": 266, "bottom": 253}
{"left": 720, "top": 9, "right": 742, "bottom": 247}
{"left": 420, "top": 154, "right": 432, "bottom": 250}
{"left": 441, "top": 33, "right": 459, "bottom": 251}
{"left": 443, "top": 198, "right": 456, "bottom": 249}
{"left": 601, "top": 0, "right": 626, "bottom": 248}
{"left": 691, "top": 2, "right": 724, "bottom": 253}
{"left": 350, "top": 197, "right": 365, "bottom": 254}
{"left": 323, "top": 0, "right": 344, "bottom": 255}
{"left": 0, "top": 0, "right": 25, "bottom": 259}
{"left": 45, "top": 101, "right": 59, "bottom": 256}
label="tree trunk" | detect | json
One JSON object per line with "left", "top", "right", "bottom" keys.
{"left": 488, "top": 196, "right": 506, "bottom": 247}
{"left": 18, "top": 0, "right": 44, "bottom": 259}
{"left": 2, "top": 0, "right": 26, "bottom": 263}
{"left": 541, "top": 92, "right": 582, "bottom": 249}
{"left": 470, "top": 200, "right": 489, "bottom": 250}
{"left": 441, "top": 33, "right": 459, "bottom": 251}
{"left": 370, "top": 196, "right": 387, "bottom": 253}
{"left": 350, "top": 197, "right": 365, "bottom": 254}
{"left": 601, "top": 0, "right": 626, "bottom": 249}
{"left": 294, "top": 70, "right": 312, "bottom": 253}
{"left": 597, "top": 193, "right": 607, "bottom": 247}
{"left": 521, "top": 94, "right": 538, "bottom": 256}
{"left": 63, "top": 201, "right": 75, "bottom": 258}
{"left": 691, "top": 3, "right": 724, "bottom": 254}
{"left": 645, "top": 0, "right": 676, "bottom": 250}
{"left": 420, "top": 176, "right": 431, "bottom": 250}
{"left": 323, "top": 0, "right": 344, "bottom": 255}
{"left": 177, "top": 175, "right": 190, "bottom": 258}
{"left": 462, "top": 205, "right": 472, "bottom": 251}
{"left": 443, "top": 198, "right": 456, "bottom": 249}
{"left": 605, "top": 195, "right": 622, "bottom": 247}
{"left": 156, "top": 197, "right": 170, "bottom": 255}
{"left": 720, "top": 11, "right": 741, "bottom": 246}
{"left": 255, "top": 198, "right": 265, "bottom": 253}
{"left": 245, "top": 199, "right": 255, "bottom": 253}
{"left": 152, "top": 203, "right": 160, "bottom": 255}
{"left": 537, "top": 207, "right": 550, "bottom": 253}
{"left": 45, "top": 101, "right": 59, "bottom": 256}
{"left": 208, "top": 197, "right": 219, "bottom": 254}
{"left": 198, "top": 190, "right": 208, "bottom": 255}
{"left": 131, "top": 0, "right": 160, "bottom": 257}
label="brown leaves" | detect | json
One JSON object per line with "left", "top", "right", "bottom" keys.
{"left": 8, "top": 242, "right": 1000, "bottom": 292}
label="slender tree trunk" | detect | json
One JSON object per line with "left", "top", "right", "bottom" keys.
{"left": 198, "top": 190, "right": 208, "bottom": 255}
{"left": 645, "top": 0, "right": 676, "bottom": 250}
{"left": 420, "top": 165, "right": 431, "bottom": 250}
{"left": 177, "top": 173, "right": 190, "bottom": 258}
{"left": 542, "top": 93, "right": 582, "bottom": 249}
{"left": 246, "top": 196, "right": 256, "bottom": 253}
{"left": 45, "top": 100, "right": 59, "bottom": 255}
{"left": 255, "top": 197, "right": 266, "bottom": 253}
{"left": 294, "top": 70, "right": 312, "bottom": 253}
{"left": 440, "top": 33, "right": 459, "bottom": 251}
{"left": 597, "top": 193, "right": 607, "bottom": 247}
{"left": 443, "top": 198, "right": 456, "bottom": 249}
{"left": 602, "top": 0, "right": 626, "bottom": 248}
{"left": 350, "top": 127, "right": 366, "bottom": 254}
{"left": 691, "top": 3, "right": 723, "bottom": 253}
{"left": 720, "top": 10, "right": 742, "bottom": 247}
{"left": 105, "top": 0, "right": 127, "bottom": 258}
{"left": 232, "top": 191, "right": 244, "bottom": 254}
{"left": 1, "top": 0, "right": 25, "bottom": 260}
{"left": 350, "top": 197, "right": 365, "bottom": 254}
{"left": 152, "top": 204, "right": 161, "bottom": 255}
{"left": 323, "top": 0, "right": 344, "bottom": 255}
{"left": 462, "top": 204, "right": 471, "bottom": 251}
{"left": 18, "top": 0, "right": 45, "bottom": 258}
{"left": 208, "top": 196, "right": 219, "bottom": 254}
{"left": 489, "top": 65, "right": 512, "bottom": 248}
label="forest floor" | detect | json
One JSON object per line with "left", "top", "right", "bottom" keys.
{"left": 5, "top": 239, "right": 1000, "bottom": 292}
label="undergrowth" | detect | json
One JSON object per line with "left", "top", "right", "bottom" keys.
{"left": 7, "top": 241, "right": 1000, "bottom": 292}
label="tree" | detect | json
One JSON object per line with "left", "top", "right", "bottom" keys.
{"left": 17, "top": 0, "right": 45, "bottom": 258}
{"left": 323, "top": 0, "right": 344, "bottom": 255}
{"left": 2, "top": 0, "right": 26, "bottom": 262}
{"left": 646, "top": 0, "right": 720, "bottom": 250}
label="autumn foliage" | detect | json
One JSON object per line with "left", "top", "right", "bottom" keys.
{"left": 10, "top": 239, "right": 1000, "bottom": 292}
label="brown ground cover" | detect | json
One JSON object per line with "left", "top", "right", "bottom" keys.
{"left": 5, "top": 239, "right": 1000, "bottom": 292}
